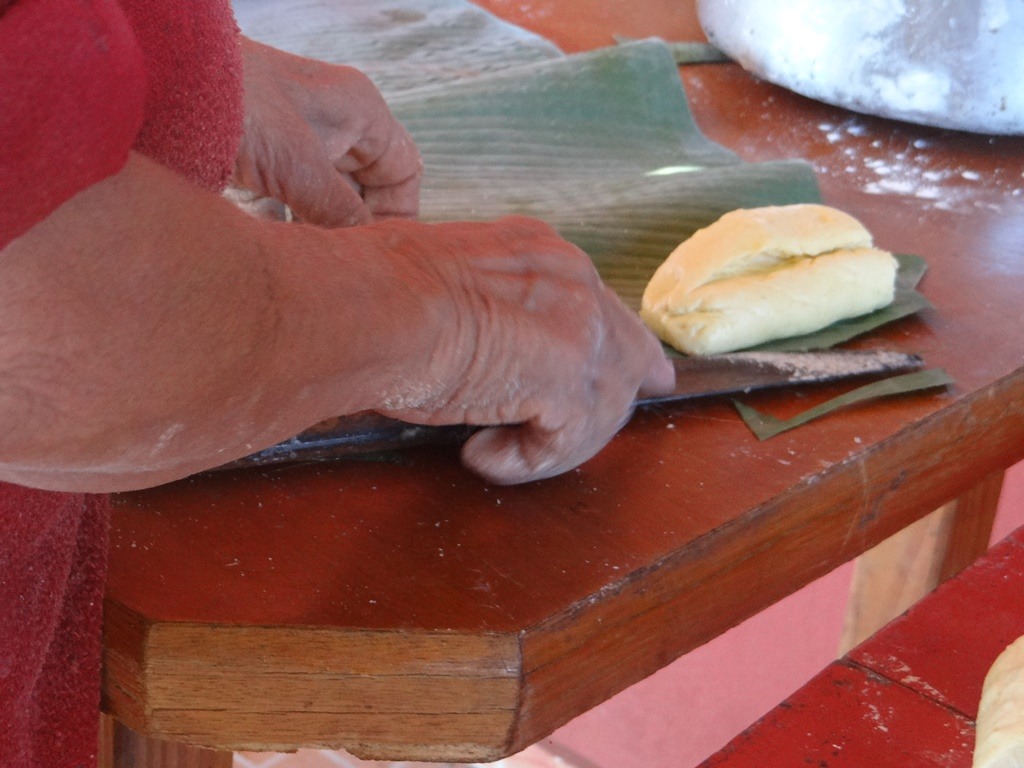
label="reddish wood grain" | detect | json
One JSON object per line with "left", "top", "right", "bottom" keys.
{"left": 103, "top": 0, "right": 1024, "bottom": 759}
{"left": 698, "top": 661, "right": 975, "bottom": 768}
{"left": 99, "top": 716, "right": 232, "bottom": 768}
{"left": 698, "top": 528, "right": 1024, "bottom": 767}
{"left": 849, "top": 528, "right": 1024, "bottom": 720}
{"left": 474, "top": 0, "right": 703, "bottom": 53}
{"left": 938, "top": 472, "right": 1005, "bottom": 582}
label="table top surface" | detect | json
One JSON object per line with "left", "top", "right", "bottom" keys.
{"left": 103, "top": 0, "right": 1024, "bottom": 759}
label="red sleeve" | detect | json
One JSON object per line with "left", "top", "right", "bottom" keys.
{"left": 118, "top": 0, "right": 244, "bottom": 192}
{"left": 0, "top": 0, "right": 146, "bottom": 248}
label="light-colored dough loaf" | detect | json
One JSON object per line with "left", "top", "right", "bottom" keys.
{"left": 640, "top": 204, "right": 898, "bottom": 355}
{"left": 975, "top": 636, "right": 1024, "bottom": 768}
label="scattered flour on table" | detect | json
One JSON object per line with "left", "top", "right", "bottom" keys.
{"left": 734, "top": 350, "right": 914, "bottom": 383}
{"left": 864, "top": 702, "right": 893, "bottom": 733}
{"left": 815, "top": 117, "right": 1024, "bottom": 213}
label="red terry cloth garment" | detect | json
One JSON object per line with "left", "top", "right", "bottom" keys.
{"left": 0, "top": 0, "right": 242, "bottom": 765}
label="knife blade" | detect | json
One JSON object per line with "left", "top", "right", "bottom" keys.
{"left": 639, "top": 349, "right": 922, "bottom": 404}
{"left": 226, "top": 350, "right": 922, "bottom": 469}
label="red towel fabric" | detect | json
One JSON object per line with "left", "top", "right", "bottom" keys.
{"left": 0, "top": 0, "right": 243, "bottom": 765}
{"left": 0, "top": 491, "right": 111, "bottom": 768}
{"left": 0, "top": 0, "right": 146, "bottom": 250}
{"left": 117, "top": 0, "right": 244, "bottom": 192}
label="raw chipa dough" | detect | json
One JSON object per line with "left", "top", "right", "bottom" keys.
{"left": 975, "top": 635, "right": 1024, "bottom": 768}
{"left": 640, "top": 204, "right": 899, "bottom": 355}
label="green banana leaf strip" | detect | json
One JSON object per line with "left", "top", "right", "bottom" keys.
{"left": 667, "top": 42, "right": 732, "bottom": 65}
{"left": 747, "top": 254, "right": 931, "bottom": 352}
{"left": 234, "top": 0, "right": 565, "bottom": 96}
{"left": 238, "top": 29, "right": 825, "bottom": 313}
{"left": 614, "top": 36, "right": 732, "bottom": 65}
{"left": 387, "top": 41, "right": 821, "bottom": 310}
{"left": 893, "top": 252, "right": 928, "bottom": 289}
{"left": 733, "top": 369, "right": 954, "bottom": 441}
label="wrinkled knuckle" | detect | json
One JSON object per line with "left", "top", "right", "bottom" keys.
{"left": 562, "top": 279, "right": 599, "bottom": 313}
{"left": 337, "top": 64, "right": 376, "bottom": 92}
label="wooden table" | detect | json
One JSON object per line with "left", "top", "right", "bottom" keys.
{"left": 100, "top": 1, "right": 1024, "bottom": 765}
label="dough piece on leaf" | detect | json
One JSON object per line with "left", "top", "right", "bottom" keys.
{"left": 975, "top": 635, "right": 1024, "bottom": 768}
{"left": 640, "top": 204, "right": 898, "bottom": 355}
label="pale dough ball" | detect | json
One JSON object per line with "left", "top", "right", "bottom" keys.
{"left": 975, "top": 635, "right": 1024, "bottom": 768}
{"left": 640, "top": 204, "right": 898, "bottom": 355}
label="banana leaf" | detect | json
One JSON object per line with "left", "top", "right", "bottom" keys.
{"left": 734, "top": 369, "right": 954, "bottom": 440}
{"left": 237, "top": 3, "right": 823, "bottom": 304}
{"left": 386, "top": 40, "right": 821, "bottom": 309}
{"left": 614, "top": 36, "right": 732, "bottom": 65}
{"left": 236, "top": 2, "right": 937, "bottom": 442}
{"left": 233, "top": 0, "right": 563, "bottom": 94}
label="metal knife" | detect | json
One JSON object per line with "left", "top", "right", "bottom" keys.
{"left": 226, "top": 350, "right": 922, "bottom": 469}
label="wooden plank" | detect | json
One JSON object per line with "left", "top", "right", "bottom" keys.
{"left": 939, "top": 471, "right": 1005, "bottom": 582}
{"left": 848, "top": 528, "right": 1024, "bottom": 719}
{"left": 148, "top": 710, "right": 516, "bottom": 761}
{"left": 148, "top": 671, "right": 515, "bottom": 714}
{"left": 840, "top": 471, "right": 1004, "bottom": 653}
{"left": 99, "top": 716, "right": 232, "bottom": 768}
{"left": 99, "top": 715, "right": 115, "bottom": 768}
{"left": 839, "top": 508, "right": 957, "bottom": 653}
{"left": 698, "top": 528, "right": 1024, "bottom": 767}
{"left": 103, "top": 609, "right": 521, "bottom": 758}
{"left": 696, "top": 661, "right": 975, "bottom": 768}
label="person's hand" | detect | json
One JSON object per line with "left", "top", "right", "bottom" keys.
{"left": 233, "top": 37, "right": 422, "bottom": 227}
{"left": 0, "top": 152, "right": 665, "bottom": 491}
{"left": 361, "top": 216, "right": 676, "bottom": 485}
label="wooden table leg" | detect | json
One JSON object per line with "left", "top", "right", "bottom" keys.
{"left": 99, "top": 714, "right": 234, "bottom": 768}
{"left": 839, "top": 470, "right": 1005, "bottom": 653}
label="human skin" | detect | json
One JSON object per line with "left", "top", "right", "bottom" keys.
{"left": 233, "top": 37, "right": 424, "bottom": 227}
{"left": 0, "top": 39, "right": 673, "bottom": 492}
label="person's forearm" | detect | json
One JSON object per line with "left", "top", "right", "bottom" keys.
{"left": 0, "top": 151, "right": 673, "bottom": 491}
{"left": 0, "top": 153, "right": 433, "bottom": 492}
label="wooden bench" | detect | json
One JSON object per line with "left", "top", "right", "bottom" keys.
{"left": 699, "top": 526, "right": 1024, "bottom": 767}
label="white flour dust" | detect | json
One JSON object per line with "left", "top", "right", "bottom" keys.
{"left": 733, "top": 350, "right": 916, "bottom": 383}
{"left": 815, "top": 117, "right": 1024, "bottom": 213}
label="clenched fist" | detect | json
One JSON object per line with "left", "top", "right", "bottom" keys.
{"left": 351, "top": 217, "right": 675, "bottom": 484}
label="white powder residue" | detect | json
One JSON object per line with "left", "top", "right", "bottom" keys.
{"left": 149, "top": 423, "right": 184, "bottom": 456}
{"left": 870, "top": 68, "right": 952, "bottom": 115}
{"left": 704, "top": 0, "right": 1024, "bottom": 134}
{"left": 814, "top": 119, "right": 1023, "bottom": 214}
{"left": 865, "top": 702, "right": 892, "bottom": 733}
{"left": 900, "top": 674, "right": 947, "bottom": 701}
{"left": 982, "top": 0, "right": 1011, "bottom": 32}
{"left": 379, "top": 377, "right": 447, "bottom": 413}
{"left": 729, "top": 350, "right": 918, "bottom": 383}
